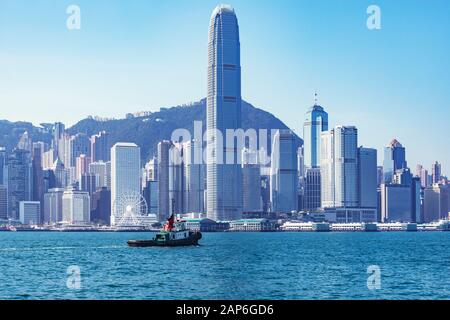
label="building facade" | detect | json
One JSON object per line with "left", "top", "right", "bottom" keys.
{"left": 110, "top": 143, "right": 141, "bottom": 226}
{"left": 206, "top": 5, "right": 243, "bottom": 221}
{"left": 270, "top": 130, "right": 298, "bottom": 214}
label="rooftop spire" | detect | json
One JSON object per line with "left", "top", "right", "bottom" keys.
{"left": 314, "top": 92, "right": 318, "bottom": 106}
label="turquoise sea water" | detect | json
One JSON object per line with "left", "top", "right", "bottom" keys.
{"left": 0, "top": 231, "right": 449, "bottom": 300}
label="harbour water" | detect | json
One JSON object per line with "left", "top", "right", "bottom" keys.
{"left": 1, "top": 231, "right": 450, "bottom": 300}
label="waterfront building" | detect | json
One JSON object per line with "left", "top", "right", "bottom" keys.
{"left": 383, "top": 139, "right": 407, "bottom": 183}
{"left": 80, "top": 173, "right": 97, "bottom": 196}
{"left": 183, "top": 140, "right": 205, "bottom": 214}
{"left": 380, "top": 181, "right": 421, "bottom": 223}
{"left": 169, "top": 142, "right": 184, "bottom": 215}
{"left": 206, "top": 4, "right": 243, "bottom": 222}
{"left": 359, "top": 147, "right": 378, "bottom": 208}
{"left": 303, "top": 168, "right": 321, "bottom": 211}
{"left": 303, "top": 94, "right": 328, "bottom": 168}
{"left": 143, "top": 180, "right": 158, "bottom": 214}
{"left": 424, "top": 184, "right": 449, "bottom": 222}
{"left": 0, "top": 147, "right": 6, "bottom": 185}
{"left": 260, "top": 171, "right": 271, "bottom": 213}
{"left": 184, "top": 218, "right": 218, "bottom": 232}
{"left": 320, "top": 127, "right": 377, "bottom": 222}
{"left": 242, "top": 148, "right": 262, "bottom": 214}
{"left": 43, "top": 188, "right": 64, "bottom": 224}
{"left": 91, "top": 131, "right": 110, "bottom": 162}
{"left": 321, "top": 126, "right": 359, "bottom": 208}
{"left": 110, "top": 143, "right": 141, "bottom": 226}
{"left": 320, "top": 207, "right": 377, "bottom": 223}
{"left": 5, "top": 149, "right": 33, "bottom": 220}
{"left": 229, "top": 219, "right": 275, "bottom": 232}
{"left": 31, "top": 144, "right": 44, "bottom": 217}
{"left": 0, "top": 185, "right": 7, "bottom": 219}
{"left": 270, "top": 130, "right": 298, "bottom": 214}
{"left": 62, "top": 187, "right": 90, "bottom": 224}
{"left": 90, "top": 187, "right": 111, "bottom": 225}
{"left": 157, "top": 141, "right": 172, "bottom": 221}
{"left": 19, "top": 201, "right": 41, "bottom": 225}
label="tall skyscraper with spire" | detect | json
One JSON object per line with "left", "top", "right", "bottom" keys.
{"left": 303, "top": 93, "right": 328, "bottom": 169}
{"left": 206, "top": 4, "right": 242, "bottom": 221}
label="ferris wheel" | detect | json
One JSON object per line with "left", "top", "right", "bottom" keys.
{"left": 113, "top": 192, "right": 148, "bottom": 227}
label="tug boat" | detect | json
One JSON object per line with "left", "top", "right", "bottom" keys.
{"left": 127, "top": 214, "right": 202, "bottom": 247}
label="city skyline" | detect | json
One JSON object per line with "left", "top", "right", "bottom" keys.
{"left": 0, "top": 0, "right": 449, "bottom": 171}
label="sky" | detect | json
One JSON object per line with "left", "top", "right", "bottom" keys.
{"left": 0, "top": 0, "right": 449, "bottom": 172}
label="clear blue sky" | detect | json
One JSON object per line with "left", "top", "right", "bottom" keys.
{"left": 0, "top": 0, "right": 449, "bottom": 173}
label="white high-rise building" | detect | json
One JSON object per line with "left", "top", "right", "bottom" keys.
{"left": 206, "top": 5, "right": 243, "bottom": 221}
{"left": 62, "top": 187, "right": 90, "bottom": 224}
{"left": 43, "top": 188, "right": 64, "bottom": 224}
{"left": 19, "top": 201, "right": 41, "bottom": 225}
{"left": 321, "top": 126, "right": 359, "bottom": 208}
{"left": 270, "top": 130, "right": 298, "bottom": 214}
{"left": 110, "top": 143, "right": 141, "bottom": 226}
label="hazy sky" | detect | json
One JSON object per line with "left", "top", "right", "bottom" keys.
{"left": 0, "top": 0, "right": 449, "bottom": 172}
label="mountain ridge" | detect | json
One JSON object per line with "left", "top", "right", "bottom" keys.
{"left": 0, "top": 99, "right": 303, "bottom": 162}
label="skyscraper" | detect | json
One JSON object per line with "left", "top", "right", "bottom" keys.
{"left": 270, "top": 130, "right": 298, "bottom": 213}
{"left": 53, "top": 122, "right": 65, "bottom": 161}
{"left": 169, "top": 142, "right": 184, "bottom": 215}
{"left": 320, "top": 127, "right": 377, "bottom": 222}
{"left": 416, "top": 164, "right": 429, "bottom": 188}
{"left": 183, "top": 140, "right": 205, "bottom": 214}
{"left": 157, "top": 141, "right": 172, "bottom": 221}
{"left": 0, "top": 185, "right": 7, "bottom": 220}
{"left": 206, "top": 4, "right": 243, "bottom": 221}
{"left": 321, "top": 126, "right": 359, "bottom": 208}
{"left": 6, "top": 149, "right": 33, "bottom": 220}
{"left": 303, "top": 168, "right": 321, "bottom": 211}
{"left": 303, "top": 94, "right": 328, "bottom": 168}
{"left": 69, "top": 133, "right": 91, "bottom": 167}
{"left": 242, "top": 148, "right": 262, "bottom": 214}
{"left": 110, "top": 143, "right": 141, "bottom": 226}
{"left": 62, "top": 187, "right": 90, "bottom": 224}
{"left": 76, "top": 154, "right": 91, "bottom": 182}
{"left": 432, "top": 161, "right": 442, "bottom": 184}
{"left": 424, "top": 184, "right": 449, "bottom": 222}
{"left": 358, "top": 147, "right": 377, "bottom": 208}
{"left": 43, "top": 188, "right": 64, "bottom": 224}
{"left": 0, "top": 147, "right": 7, "bottom": 185}
{"left": 89, "top": 161, "right": 108, "bottom": 190}
{"left": 91, "top": 131, "right": 110, "bottom": 162}
{"left": 383, "top": 139, "right": 407, "bottom": 183}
